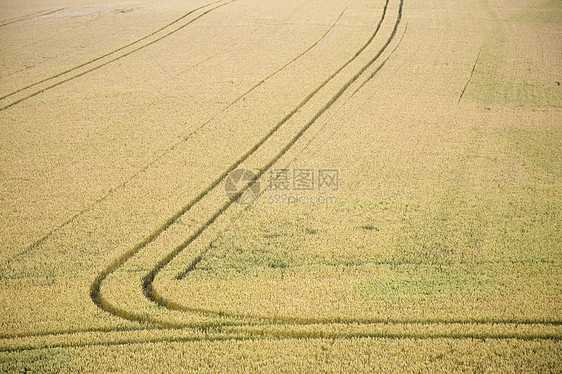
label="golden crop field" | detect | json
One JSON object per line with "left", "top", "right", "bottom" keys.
{"left": 0, "top": 0, "right": 560, "bottom": 372}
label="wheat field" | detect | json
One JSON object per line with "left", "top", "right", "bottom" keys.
{"left": 0, "top": 0, "right": 560, "bottom": 372}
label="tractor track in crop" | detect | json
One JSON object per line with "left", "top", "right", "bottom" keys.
{"left": 90, "top": 0, "right": 394, "bottom": 324}
{"left": 1, "top": 315, "right": 560, "bottom": 344}
{"left": 0, "top": 8, "right": 65, "bottom": 28}
{"left": 147, "top": 0, "right": 405, "bottom": 312}
{"left": 458, "top": 47, "right": 483, "bottom": 103}
{"left": 290, "top": 22, "right": 410, "bottom": 163}
{"left": 2, "top": 329, "right": 561, "bottom": 353}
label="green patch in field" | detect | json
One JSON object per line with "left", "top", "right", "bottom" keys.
{"left": 0, "top": 349, "right": 71, "bottom": 373}
{"left": 355, "top": 272, "right": 499, "bottom": 300}
{"left": 467, "top": 21, "right": 562, "bottom": 107}
{"left": 196, "top": 201, "right": 399, "bottom": 275}
{"left": 470, "top": 79, "right": 561, "bottom": 107}
{"left": 394, "top": 133, "right": 489, "bottom": 266}
{"left": 196, "top": 243, "right": 293, "bottom": 274}
{"left": 508, "top": 0, "right": 562, "bottom": 24}
{"left": 502, "top": 127, "right": 562, "bottom": 178}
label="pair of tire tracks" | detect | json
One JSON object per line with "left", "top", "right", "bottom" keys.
{"left": 91, "top": 0, "right": 399, "bottom": 325}
{"left": 5, "top": 0, "right": 361, "bottom": 340}
{"left": 0, "top": 0, "right": 230, "bottom": 111}
{"left": 145, "top": 0, "right": 404, "bottom": 318}
{"left": 0, "top": 8, "right": 64, "bottom": 28}
{"left": 135, "top": 0, "right": 560, "bottom": 337}
{"left": 2, "top": 326, "right": 560, "bottom": 354}
{"left": 290, "top": 22, "right": 410, "bottom": 165}
{"left": 2, "top": 0, "right": 230, "bottom": 265}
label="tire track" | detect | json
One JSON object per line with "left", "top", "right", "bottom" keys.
{"left": 91, "top": 0, "right": 393, "bottom": 324}
{"left": 351, "top": 21, "right": 407, "bottom": 95}
{"left": 0, "top": 0, "right": 230, "bottom": 268}
{"left": 108, "top": 0, "right": 403, "bottom": 323}
{"left": 0, "top": 0, "right": 221, "bottom": 101}
{"left": 458, "top": 47, "right": 483, "bottom": 103}
{"left": 0, "top": 0, "right": 231, "bottom": 111}
{"left": 173, "top": 0, "right": 318, "bottom": 78}
{"left": 1, "top": 5, "right": 347, "bottom": 268}
{"left": 1, "top": 316, "right": 559, "bottom": 343}
{"left": 0, "top": 9, "right": 45, "bottom": 26}
{"left": 2, "top": 326, "right": 561, "bottom": 353}
{"left": 1, "top": 307, "right": 560, "bottom": 344}
{"left": 177, "top": 5, "right": 349, "bottom": 139}
{"left": 0, "top": 8, "right": 64, "bottom": 28}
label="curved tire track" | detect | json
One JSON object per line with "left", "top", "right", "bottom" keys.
{"left": 143, "top": 0, "right": 558, "bottom": 332}
{"left": 149, "top": 0, "right": 405, "bottom": 307}
{"left": 91, "top": 0, "right": 393, "bottom": 325}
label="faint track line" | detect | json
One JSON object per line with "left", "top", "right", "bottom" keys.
{"left": 148, "top": 53, "right": 213, "bottom": 117}
{"left": 2, "top": 329, "right": 561, "bottom": 353}
{"left": 0, "top": 8, "right": 64, "bottom": 28}
{"left": 458, "top": 47, "right": 482, "bottom": 103}
{"left": 173, "top": 0, "right": 316, "bottom": 79}
{"left": 186, "top": 5, "right": 348, "bottom": 138}
{"left": 0, "top": 9, "right": 46, "bottom": 26}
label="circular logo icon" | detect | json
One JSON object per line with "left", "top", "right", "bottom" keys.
{"left": 224, "top": 168, "right": 260, "bottom": 204}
